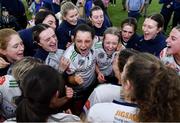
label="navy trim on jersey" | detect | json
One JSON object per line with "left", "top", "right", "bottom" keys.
{"left": 113, "top": 100, "right": 138, "bottom": 108}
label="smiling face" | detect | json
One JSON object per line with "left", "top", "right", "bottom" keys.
{"left": 3, "top": 34, "right": 24, "bottom": 63}
{"left": 42, "top": 14, "right": 56, "bottom": 30}
{"left": 166, "top": 28, "right": 180, "bottom": 55}
{"left": 142, "top": 18, "right": 161, "bottom": 40}
{"left": 38, "top": 28, "right": 58, "bottom": 52}
{"left": 103, "top": 33, "right": 119, "bottom": 55}
{"left": 63, "top": 8, "right": 79, "bottom": 25}
{"left": 74, "top": 31, "right": 93, "bottom": 56}
{"left": 121, "top": 24, "right": 135, "bottom": 42}
{"left": 90, "top": 9, "right": 104, "bottom": 28}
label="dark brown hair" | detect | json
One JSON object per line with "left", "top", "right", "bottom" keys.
{"left": 123, "top": 53, "right": 180, "bottom": 121}
{"left": 147, "top": 13, "right": 164, "bottom": 29}
{"left": 32, "top": 23, "right": 50, "bottom": 43}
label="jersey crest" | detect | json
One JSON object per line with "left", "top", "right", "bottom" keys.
{"left": 98, "top": 52, "right": 105, "bottom": 59}
{"left": 78, "top": 59, "right": 85, "bottom": 66}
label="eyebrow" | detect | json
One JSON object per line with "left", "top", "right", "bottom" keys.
{"left": 171, "top": 35, "right": 177, "bottom": 39}
{"left": 10, "top": 42, "right": 22, "bottom": 47}
{"left": 48, "top": 20, "right": 54, "bottom": 23}
{"left": 122, "top": 30, "right": 133, "bottom": 33}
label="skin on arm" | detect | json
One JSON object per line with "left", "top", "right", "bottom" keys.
{"left": 66, "top": 42, "right": 73, "bottom": 48}
{"left": 65, "top": 35, "right": 75, "bottom": 48}
{"left": 126, "top": 0, "right": 129, "bottom": 12}
{"left": 140, "top": 1, "right": 145, "bottom": 12}
{"left": 51, "top": 86, "right": 73, "bottom": 108}
{"left": 116, "top": 43, "right": 125, "bottom": 52}
{"left": 95, "top": 64, "right": 106, "bottom": 83}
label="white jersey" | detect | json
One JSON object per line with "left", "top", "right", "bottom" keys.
{"left": 94, "top": 41, "right": 118, "bottom": 76}
{"left": 87, "top": 100, "right": 139, "bottom": 123}
{"left": 83, "top": 84, "right": 122, "bottom": 115}
{"left": 63, "top": 44, "right": 96, "bottom": 90}
{"left": 161, "top": 55, "right": 180, "bottom": 75}
{"left": 0, "top": 75, "right": 21, "bottom": 119}
{"left": 160, "top": 48, "right": 180, "bottom": 75}
{"left": 45, "top": 49, "right": 64, "bottom": 71}
{"left": 5, "top": 113, "right": 81, "bottom": 122}
{"left": 48, "top": 113, "right": 81, "bottom": 122}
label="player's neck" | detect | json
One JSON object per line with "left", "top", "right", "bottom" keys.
{"left": 174, "top": 54, "right": 180, "bottom": 65}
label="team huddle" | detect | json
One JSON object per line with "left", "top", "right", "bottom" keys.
{"left": 0, "top": 0, "right": 180, "bottom": 122}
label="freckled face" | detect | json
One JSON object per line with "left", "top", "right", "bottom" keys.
{"left": 4, "top": 34, "right": 24, "bottom": 63}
